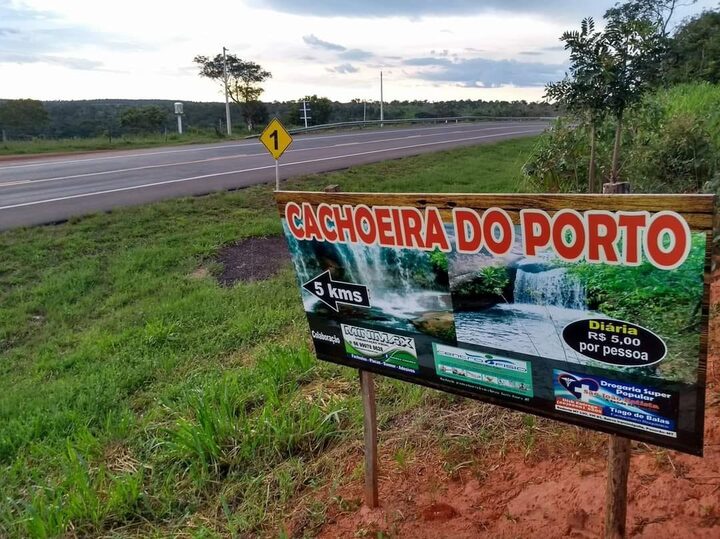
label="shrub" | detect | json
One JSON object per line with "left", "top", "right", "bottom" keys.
{"left": 525, "top": 82, "right": 720, "bottom": 193}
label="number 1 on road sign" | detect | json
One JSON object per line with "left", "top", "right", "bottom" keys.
{"left": 260, "top": 118, "right": 292, "bottom": 160}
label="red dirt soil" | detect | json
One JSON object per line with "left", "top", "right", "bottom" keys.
{"left": 305, "top": 275, "right": 720, "bottom": 539}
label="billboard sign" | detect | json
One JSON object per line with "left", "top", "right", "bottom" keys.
{"left": 275, "top": 192, "right": 715, "bottom": 456}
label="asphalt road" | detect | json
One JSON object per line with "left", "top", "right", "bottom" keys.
{"left": 0, "top": 121, "right": 548, "bottom": 230}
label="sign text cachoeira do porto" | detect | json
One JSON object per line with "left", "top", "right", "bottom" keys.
{"left": 275, "top": 192, "right": 715, "bottom": 455}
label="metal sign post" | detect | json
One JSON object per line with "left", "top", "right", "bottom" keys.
{"left": 259, "top": 118, "right": 293, "bottom": 191}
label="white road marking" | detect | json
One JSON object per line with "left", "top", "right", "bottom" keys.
{"left": 0, "top": 125, "right": 540, "bottom": 187}
{"left": 0, "top": 129, "right": 541, "bottom": 210}
{"left": 0, "top": 122, "right": 545, "bottom": 171}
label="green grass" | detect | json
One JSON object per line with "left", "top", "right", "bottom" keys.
{"left": 649, "top": 82, "right": 720, "bottom": 147}
{"left": 0, "top": 138, "right": 536, "bottom": 537}
{"left": 0, "top": 131, "right": 258, "bottom": 157}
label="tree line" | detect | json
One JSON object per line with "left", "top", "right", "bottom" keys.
{"left": 0, "top": 97, "right": 557, "bottom": 141}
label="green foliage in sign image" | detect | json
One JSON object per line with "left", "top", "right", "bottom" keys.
{"left": 429, "top": 249, "right": 449, "bottom": 273}
{"left": 455, "top": 267, "right": 510, "bottom": 298}
{"left": 567, "top": 233, "right": 706, "bottom": 382}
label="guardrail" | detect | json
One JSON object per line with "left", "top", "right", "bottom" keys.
{"left": 244, "top": 116, "right": 556, "bottom": 138}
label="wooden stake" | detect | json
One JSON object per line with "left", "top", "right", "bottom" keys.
{"left": 605, "top": 435, "right": 631, "bottom": 539}
{"left": 359, "top": 369, "right": 379, "bottom": 508}
{"left": 602, "top": 182, "right": 632, "bottom": 539}
{"left": 602, "top": 181, "right": 631, "bottom": 194}
{"left": 326, "top": 183, "right": 379, "bottom": 508}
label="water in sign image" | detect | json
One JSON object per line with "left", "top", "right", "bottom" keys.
{"left": 453, "top": 253, "right": 598, "bottom": 364}
{"left": 284, "top": 223, "right": 452, "bottom": 332}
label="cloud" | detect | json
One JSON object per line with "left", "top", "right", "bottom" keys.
{"left": 404, "top": 56, "right": 565, "bottom": 87}
{"left": 403, "top": 57, "right": 453, "bottom": 67}
{"left": 302, "top": 34, "right": 374, "bottom": 61}
{"left": 340, "top": 48, "right": 373, "bottom": 61}
{"left": 542, "top": 45, "right": 567, "bottom": 52}
{"left": 519, "top": 51, "right": 543, "bottom": 56}
{"left": 0, "top": 0, "right": 146, "bottom": 70}
{"left": 0, "top": 52, "right": 104, "bottom": 71}
{"left": 257, "top": 0, "right": 616, "bottom": 18}
{"left": 328, "top": 63, "right": 359, "bottom": 74}
{"left": 302, "top": 34, "right": 346, "bottom": 51}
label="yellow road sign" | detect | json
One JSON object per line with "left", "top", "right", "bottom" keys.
{"left": 260, "top": 118, "right": 293, "bottom": 160}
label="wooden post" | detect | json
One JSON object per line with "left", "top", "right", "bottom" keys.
{"left": 603, "top": 180, "right": 632, "bottom": 539}
{"left": 605, "top": 435, "right": 631, "bottom": 539}
{"left": 601, "top": 180, "right": 632, "bottom": 538}
{"left": 360, "top": 369, "right": 379, "bottom": 508}
{"left": 602, "top": 181, "right": 631, "bottom": 194}
{"left": 324, "top": 183, "right": 379, "bottom": 508}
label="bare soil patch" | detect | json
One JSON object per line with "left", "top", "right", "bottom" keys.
{"left": 215, "top": 235, "right": 290, "bottom": 285}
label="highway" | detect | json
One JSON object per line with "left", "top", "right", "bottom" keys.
{"left": 0, "top": 121, "right": 548, "bottom": 230}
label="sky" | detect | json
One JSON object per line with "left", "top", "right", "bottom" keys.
{"left": 0, "top": 0, "right": 715, "bottom": 103}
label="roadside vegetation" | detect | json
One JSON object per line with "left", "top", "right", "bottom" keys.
{"left": 0, "top": 138, "right": 547, "bottom": 537}
{"left": 525, "top": 82, "right": 720, "bottom": 193}
{"left": 526, "top": 3, "right": 720, "bottom": 195}
{"left": 0, "top": 130, "right": 254, "bottom": 157}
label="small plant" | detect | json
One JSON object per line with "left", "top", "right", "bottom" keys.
{"left": 392, "top": 445, "right": 414, "bottom": 472}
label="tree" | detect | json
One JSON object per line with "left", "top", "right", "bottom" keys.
{"left": 0, "top": 99, "right": 49, "bottom": 140}
{"left": 665, "top": 9, "right": 720, "bottom": 83}
{"left": 292, "top": 95, "right": 333, "bottom": 126}
{"left": 610, "top": 0, "right": 691, "bottom": 37}
{"left": 545, "top": 18, "right": 609, "bottom": 192}
{"left": 193, "top": 53, "right": 271, "bottom": 131}
{"left": 434, "top": 101, "right": 458, "bottom": 118}
{"left": 119, "top": 106, "right": 168, "bottom": 133}
{"left": 602, "top": 1, "right": 668, "bottom": 182}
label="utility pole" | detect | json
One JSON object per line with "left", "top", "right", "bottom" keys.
{"left": 380, "top": 71, "right": 384, "bottom": 127}
{"left": 301, "top": 99, "right": 311, "bottom": 129}
{"left": 222, "top": 46, "right": 232, "bottom": 136}
{"left": 363, "top": 100, "right": 366, "bottom": 123}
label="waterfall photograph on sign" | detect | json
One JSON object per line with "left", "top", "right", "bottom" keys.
{"left": 448, "top": 226, "right": 706, "bottom": 384}
{"left": 282, "top": 221, "right": 456, "bottom": 341}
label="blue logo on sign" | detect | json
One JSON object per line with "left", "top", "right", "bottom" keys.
{"left": 558, "top": 373, "right": 599, "bottom": 399}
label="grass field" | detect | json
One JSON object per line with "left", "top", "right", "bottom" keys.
{"left": 0, "top": 137, "right": 572, "bottom": 537}
{"left": 0, "top": 131, "right": 255, "bottom": 157}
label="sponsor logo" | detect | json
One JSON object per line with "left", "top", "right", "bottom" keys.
{"left": 557, "top": 373, "right": 600, "bottom": 400}
{"left": 342, "top": 325, "right": 414, "bottom": 348}
{"left": 434, "top": 344, "right": 528, "bottom": 373}
{"left": 341, "top": 324, "right": 418, "bottom": 372}
{"left": 433, "top": 343, "right": 533, "bottom": 398}
{"left": 553, "top": 369, "right": 677, "bottom": 438}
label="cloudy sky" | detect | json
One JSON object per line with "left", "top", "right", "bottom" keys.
{"left": 0, "top": 0, "right": 714, "bottom": 103}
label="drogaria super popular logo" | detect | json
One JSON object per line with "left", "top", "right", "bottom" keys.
{"left": 557, "top": 373, "right": 600, "bottom": 401}
{"left": 341, "top": 324, "right": 418, "bottom": 372}
{"left": 554, "top": 370, "right": 678, "bottom": 437}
